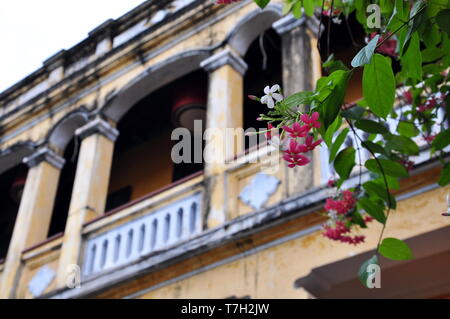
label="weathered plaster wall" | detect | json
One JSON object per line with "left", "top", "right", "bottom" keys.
{"left": 134, "top": 184, "right": 450, "bottom": 299}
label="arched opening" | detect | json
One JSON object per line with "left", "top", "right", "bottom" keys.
{"left": 47, "top": 138, "right": 79, "bottom": 238}
{"left": 243, "top": 28, "right": 282, "bottom": 135}
{"left": 46, "top": 111, "right": 87, "bottom": 239}
{"left": 0, "top": 164, "right": 28, "bottom": 260}
{"left": 105, "top": 70, "right": 207, "bottom": 212}
{"left": 319, "top": 12, "right": 366, "bottom": 103}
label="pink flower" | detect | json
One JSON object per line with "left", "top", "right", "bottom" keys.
{"left": 300, "top": 112, "right": 321, "bottom": 129}
{"left": 423, "top": 135, "right": 436, "bottom": 143}
{"left": 370, "top": 32, "right": 397, "bottom": 57}
{"left": 283, "top": 154, "right": 310, "bottom": 168}
{"left": 282, "top": 122, "right": 309, "bottom": 139}
{"left": 403, "top": 90, "right": 413, "bottom": 104}
{"left": 284, "top": 139, "right": 303, "bottom": 156}
{"left": 400, "top": 159, "right": 414, "bottom": 172}
{"left": 325, "top": 198, "right": 348, "bottom": 215}
{"left": 364, "top": 216, "right": 374, "bottom": 223}
{"left": 425, "top": 97, "right": 437, "bottom": 109}
{"left": 297, "top": 135, "right": 322, "bottom": 152}
{"left": 322, "top": 221, "right": 365, "bottom": 245}
{"left": 324, "top": 190, "right": 356, "bottom": 215}
{"left": 327, "top": 179, "right": 336, "bottom": 188}
{"left": 417, "top": 105, "right": 428, "bottom": 113}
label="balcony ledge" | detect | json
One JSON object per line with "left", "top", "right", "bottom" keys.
{"left": 44, "top": 156, "right": 445, "bottom": 299}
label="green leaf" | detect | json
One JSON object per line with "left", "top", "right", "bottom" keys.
{"left": 323, "top": 54, "right": 349, "bottom": 73}
{"left": 363, "top": 181, "right": 397, "bottom": 209}
{"left": 373, "top": 175, "right": 400, "bottom": 190}
{"left": 282, "top": 2, "right": 294, "bottom": 15}
{"left": 402, "top": 0, "right": 427, "bottom": 53}
{"left": 292, "top": 0, "right": 302, "bottom": 18}
{"left": 401, "top": 33, "right": 422, "bottom": 82}
{"left": 351, "top": 35, "right": 379, "bottom": 68}
{"left": 420, "top": 21, "right": 442, "bottom": 48}
{"left": 329, "top": 128, "right": 349, "bottom": 163}
{"left": 319, "top": 70, "right": 351, "bottom": 130}
{"left": 355, "top": 119, "right": 388, "bottom": 134}
{"left": 358, "top": 198, "right": 386, "bottom": 224}
{"left": 303, "top": 0, "right": 315, "bottom": 17}
{"left": 379, "top": 238, "right": 414, "bottom": 260}
{"left": 436, "top": 9, "right": 450, "bottom": 36}
{"left": 358, "top": 255, "right": 379, "bottom": 288}
{"left": 397, "top": 121, "right": 419, "bottom": 138}
{"left": 351, "top": 211, "right": 368, "bottom": 228}
{"left": 365, "top": 158, "right": 409, "bottom": 178}
{"left": 334, "top": 147, "right": 356, "bottom": 180}
{"left": 253, "top": 0, "right": 271, "bottom": 9}
{"left": 438, "top": 162, "right": 450, "bottom": 186}
{"left": 426, "top": 0, "right": 450, "bottom": 17}
{"left": 386, "top": 134, "right": 420, "bottom": 155}
{"left": 284, "top": 91, "right": 313, "bottom": 109}
{"left": 323, "top": 115, "right": 342, "bottom": 148}
{"left": 341, "top": 106, "right": 365, "bottom": 120}
{"left": 363, "top": 141, "right": 389, "bottom": 157}
{"left": 421, "top": 48, "right": 445, "bottom": 63}
{"left": 386, "top": 0, "right": 408, "bottom": 32}
{"left": 363, "top": 54, "right": 396, "bottom": 119}
{"left": 431, "top": 129, "right": 450, "bottom": 150}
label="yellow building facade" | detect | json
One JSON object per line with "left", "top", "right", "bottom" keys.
{"left": 0, "top": 0, "right": 449, "bottom": 299}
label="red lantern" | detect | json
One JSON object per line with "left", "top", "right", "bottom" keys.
{"left": 171, "top": 79, "right": 207, "bottom": 132}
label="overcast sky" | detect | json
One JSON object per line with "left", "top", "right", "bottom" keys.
{"left": 0, "top": 0, "right": 145, "bottom": 93}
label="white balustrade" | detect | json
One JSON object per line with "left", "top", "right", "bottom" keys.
{"left": 83, "top": 192, "right": 202, "bottom": 276}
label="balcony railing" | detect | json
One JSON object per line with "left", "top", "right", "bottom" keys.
{"left": 83, "top": 191, "right": 202, "bottom": 277}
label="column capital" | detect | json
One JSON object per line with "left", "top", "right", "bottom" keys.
{"left": 75, "top": 118, "right": 119, "bottom": 142}
{"left": 273, "top": 14, "right": 307, "bottom": 35}
{"left": 200, "top": 49, "right": 248, "bottom": 76}
{"left": 23, "top": 147, "right": 65, "bottom": 170}
{"left": 273, "top": 14, "right": 322, "bottom": 37}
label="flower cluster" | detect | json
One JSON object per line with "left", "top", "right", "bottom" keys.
{"left": 324, "top": 190, "right": 357, "bottom": 215}
{"left": 370, "top": 32, "right": 397, "bottom": 57}
{"left": 322, "top": 1, "right": 343, "bottom": 18}
{"left": 402, "top": 90, "right": 413, "bottom": 105}
{"left": 322, "top": 190, "right": 371, "bottom": 245}
{"left": 282, "top": 112, "right": 322, "bottom": 168}
{"left": 417, "top": 92, "right": 447, "bottom": 113}
{"left": 400, "top": 159, "right": 415, "bottom": 172}
{"left": 423, "top": 134, "right": 436, "bottom": 143}
{"left": 322, "top": 221, "right": 366, "bottom": 245}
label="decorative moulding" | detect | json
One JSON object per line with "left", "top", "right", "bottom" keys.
{"left": 23, "top": 147, "right": 65, "bottom": 170}
{"left": 200, "top": 49, "right": 248, "bottom": 76}
{"left": 75, "top": 118, "right": 119, "bottom": 142}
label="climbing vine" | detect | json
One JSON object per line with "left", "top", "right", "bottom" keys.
{"left": 240, "top": 0, "right": 450, "bottom": 287}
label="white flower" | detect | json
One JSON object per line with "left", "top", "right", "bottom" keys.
{"left": 332, "top": 17, "right": 342, "bottom": 24}
{"left": 261, "top": 84, "right": 283, "bottom": 109}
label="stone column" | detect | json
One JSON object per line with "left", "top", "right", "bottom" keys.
{"left": 273, "top": 14, "right": 323, "bottom": 196}
{"left": 200, "top": 48, "right": 248, "bottom": 228}
{"left": 55, "top": 118, "right": 118, "bottom": 288}
{"left": 0, "top": 147, "right": 65, "bottom": 298}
